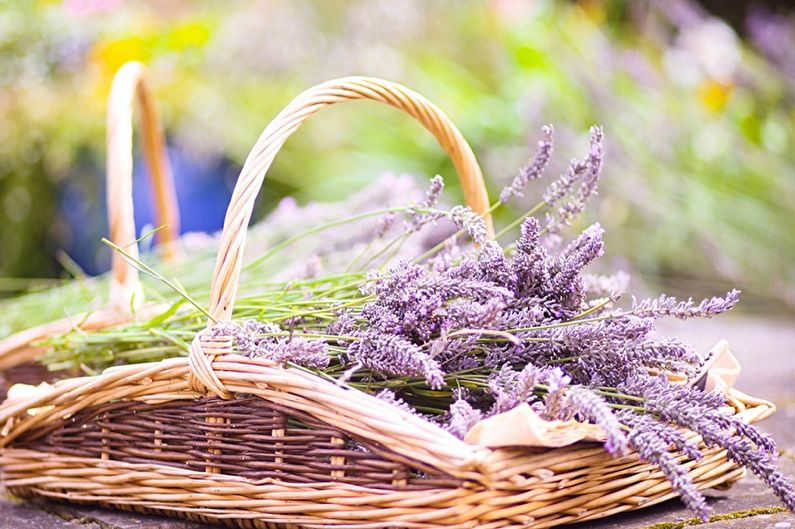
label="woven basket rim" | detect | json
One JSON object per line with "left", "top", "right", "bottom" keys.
{"left": 0, "top": 352, "right": 775, "bottom": 483}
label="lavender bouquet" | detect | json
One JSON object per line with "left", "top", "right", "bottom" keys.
{"left": 46, "top": 126, "right": 795, "bottom": 521}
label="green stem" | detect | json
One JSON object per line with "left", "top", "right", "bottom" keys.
{"left": 493, "top": 200, "right": 546, "bottom": 240}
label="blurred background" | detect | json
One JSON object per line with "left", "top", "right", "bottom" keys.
{"left": 1, "top": 0, "right": 794, "bottom": 313}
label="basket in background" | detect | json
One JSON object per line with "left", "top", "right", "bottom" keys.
{"left": 0, "top": 61, "right": 180, "bottom": 393}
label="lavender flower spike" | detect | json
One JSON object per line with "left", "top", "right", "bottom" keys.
{"left": 450, "top": 205, "right": 489, "bottom": 245}
{"left": 214, "top": 320, "right": 330, "bottom": 369}
{"left": 543, "top": 367, "right": 571, "bottom": 419}
{"left": 565, "top": 387, "right": 629, "bottom": 456}
{"left": 624, "top": 412, "right": 711, "bottom": 521}
{"left": 549, "top": 223, "right": 605, "bottom": 304}
{"left": 542, "top": 159, "right": 587, "bottom": 207}
{"left": 408, "top": 175, "right": 445, "bottom": 231}
{"left": 349, "top": 331, "right": 445, "bottom": 389}
{"left": 546, "top": 126, "right": 605, "bottom": 234}
{"left": 500, "top": 125, "right": 554, "bottom": 203}
{"left": 631, "top": 289, "right": 741, "bottom": 319}
{"left": 447, "top": 399, "right": 483, "bottom": 439}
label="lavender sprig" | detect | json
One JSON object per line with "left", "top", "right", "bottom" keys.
{"left": 449, "top": 205, "right": 489, "bottom": 246}
{"left": 407, "top": 175, "right": 445, "bottom": 231}
{"left": 447, "top": 399, "right": 483, "bottom": 439}
{"left": 500, "top": 125, "right": 554, "bottom": 203}
{"left": 488, "top": 364, "right": 547, "bottom": 415}
{"left": 621, "top": 374, "right": 795, "bottom": 512}
{"left": 348, "top": 331, "right": 445, "bottom": 389}
{"left": 543, "top": 158, "right": 587, "bottom": 207}
{"left": 545, "top": 126, "right": 605, "bottom": 234}
{"left": 565, "top": 387, "right": 629, "bottom": 456}
{"left": 620, "top": 410, "right": 711, "bottom": 521}
{"left": 631, "top": 289, "right": 741, "bottom": 319}
{"left": 212, "top": 320, "right": 330, "bottom": 369}
{"left": 542, "top": 367, "right": 571, "bottom": 419}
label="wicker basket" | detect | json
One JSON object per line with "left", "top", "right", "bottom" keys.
{"left": 0, "top": 61, "right": 179, "bottom": 384}
{"left": 0, "top": 77, "right": 776, "bottom": 529}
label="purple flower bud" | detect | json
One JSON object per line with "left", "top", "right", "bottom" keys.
{"left": 407, "top": 175, "right": 446, "bottom": 231}
{"left": 500, "top": 125, "right": 554, "bottom": 203}
{"left": 631, "top": 289, "right": 741, "bottom": 319}
{"left": 447, "top": 399, "right": 483, "bottom": 439}
{"left": 348, "top": 331, "right": 445, "bottom": 389}
{"left": 449, "top": 205, "right": 489, "bottom": 246}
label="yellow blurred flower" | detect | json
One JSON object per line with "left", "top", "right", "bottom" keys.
{"left": 699, "top": 79, "right": 734, "bottom": 112}
{"left": 91, "top": 36, "right": 150, "bottom": 77}
{"left": 167, "top": 21, "right": 211, "bottom": 51}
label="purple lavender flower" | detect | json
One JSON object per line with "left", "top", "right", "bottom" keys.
{"left": 446, "top": 298, "right": 506, "bottom": 329}
{"left": 617, "top": 409, "right": 702, "bottom": 461}
{"left": 488, "top": 364, "right": 546, "bottom": 415}
{"left": 360, "top": 259, "right": 513, "bottom": 342}
{"left": 542, "top": 158, "right": 588, "bottom": 207}
{"left": 620, "top": 338, "right": 702, "bottom": 375}
{"left": 621, "top": 374, "right": 795, "bottom": 512}
{"left": 547, "top": 223, "right": 605, "bottom": 308}
{"left": 407, "top": 175, "right": 445, "bottom": 231}
{"left": 619, "top": 410, "right": 710, "bottom": 521}
{"left": 475, "top": 241, "right": 516, "bottom": 289}
{"left": 631, "top": 289, "right": 741, "bottom": 319}
{"left": 326, "top": 309, "right": 357, "bottom": 337}
{"left": 348, "top": 331, "right": 445, "bottom": 389}
{"left": 542, "top": 367, "right": 571, "bottom": 419}
{"left": 545, "top": 126, "right": 604, "bottom": 234}
{"left": 583, "top": 271, "right": 631, "bottom": 300}
{"left": 512, "top": 217, "right": 550, "bottom": 296}
{"left": 449, "top": 205, "right": 489, "bottom": 246}
{"left": 447, "top": 399, "right": 483, "bottom": 439}
{"left": 213, "top": 320, "right": 330, "bottom": 369}
{"left": 265, "top": 337, "right": 328, "bottom": 368}
{"left": 500, "top": 125, "right": 554, "bottom": 203}
{"left": 565, "top": 387, "right": 628, "bottom": 456}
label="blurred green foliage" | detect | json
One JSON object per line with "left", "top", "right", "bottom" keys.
{"left": 0, "top": 0, "right": 794, "bottom": 310}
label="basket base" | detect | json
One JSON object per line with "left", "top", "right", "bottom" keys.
{"left": 1, "top": 447, "right": 747, "bottom": 529}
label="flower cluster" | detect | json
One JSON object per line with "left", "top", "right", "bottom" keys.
{"left": 212, "top": 320, "right": 329, "bottom": 369}
{"left": 321, "top": 126, "right": 793, "bottom": 519}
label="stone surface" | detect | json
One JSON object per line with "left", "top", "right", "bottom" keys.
{"left": 0, "top": 498, "right": 93, "bottom": 529}
{"left": 0, "top": 496, "right": 215, "bottom": 529}
{"left": 0, "top": 316, "right": 792, "bottom": 528}
{"left": 587, "top": 458, "right": 795, "bottom": 528}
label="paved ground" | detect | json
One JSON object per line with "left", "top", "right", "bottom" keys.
{"left": 0, "top": 315, "right": 792, "bottom": 528}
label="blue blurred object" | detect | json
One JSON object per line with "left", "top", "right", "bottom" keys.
{"left": 59, "top": 146, "right": 233, "bottom": 275}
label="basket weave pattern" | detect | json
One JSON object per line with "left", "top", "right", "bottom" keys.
{"left": 0, "top": 351, "right": 773, "bottom": 528}
{"left": 17, "top": 395, "right": 461, "bottom": 490}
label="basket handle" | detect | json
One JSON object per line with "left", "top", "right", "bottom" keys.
{"left": 107, "top": 61, "right": 180, "bottom": 309}
{"left": 205, "top": 76, "right": 493, "bottom": 324}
